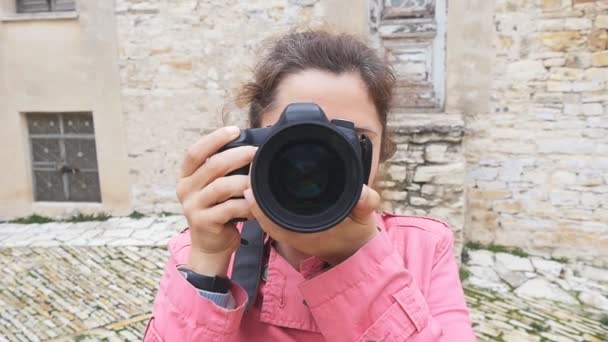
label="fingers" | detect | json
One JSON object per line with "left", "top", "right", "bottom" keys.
{"left": 190, "top": 199, "right": 253, "bottom": 234}
{"left": 349, "top": 185, "right": 381, "bottom": 224}
{"left": 185, "top": 146, "right": 257, "bottom": 192}
{"left": 243, "top": 188, "right": 264, "bottom": 223}
{"left": 197, "top": 175, "right": 249, "bottom": 207}
{"left": 180, "top": 126, "right": 241, "bottom": 178}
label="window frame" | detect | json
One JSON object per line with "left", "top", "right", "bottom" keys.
{"left": 26, "top": 112, "right": 101, "bottom": 203}
{"left": 16, "top": 0, "right": 76, "bottom": 14}
{"left": 370, "top": 0, "right": 447, "bottom": 111}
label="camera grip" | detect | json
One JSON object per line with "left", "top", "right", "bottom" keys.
{"left": 228, "top": 216, "right": 248, "bottom": 224}
{"left": 227, "top": 164, "right": 250, "bottom": 177}
{"left": 217, "top": 127, "right": 269, "bottom": 178}
{"left": 215, "top": 131, "right": 253, "bottom": 224}
{"left": 360, "top": 134, "right": 373, "bottom": 185}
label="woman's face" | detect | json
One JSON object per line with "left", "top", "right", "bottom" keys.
{"left": 260, "top": 69, "right": 383, "bottom": 185}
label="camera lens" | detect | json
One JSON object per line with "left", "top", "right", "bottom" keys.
{"left": 280, "top": 144, "right": 328, "bottom": 200}
{"left": 250, "top": 112, "right": 365, "bottom": 233}
{"left": 269, "top": 141, "right": 345, "bottom": 216}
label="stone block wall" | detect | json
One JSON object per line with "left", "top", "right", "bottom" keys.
{"left": 113, "top": 0, "right": 607, "bottom": 266}
{"left": 380, "top": 113, "right": 465, "bottom": 258}
{"left": 116, "top": 0, "right": 463, "bottom": 242}
{"left": 114, "top": 0, "right": 467, "bottom": 255}
{"left": 465, "top": 0, "right": 608, "bottom": 267}
{"left": 114, "top": 0, "right": 324, "bottom": 214}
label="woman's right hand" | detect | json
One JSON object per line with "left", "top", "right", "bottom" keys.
{"left": 176, "top": 126, "right": 257, "bottom": 277}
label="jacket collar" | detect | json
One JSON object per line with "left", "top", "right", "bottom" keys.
{"left": 253, "top": 212, "right": 385, "bottom": 331}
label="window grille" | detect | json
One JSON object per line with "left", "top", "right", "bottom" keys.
{"left": 16, "top": 0, "right": 75, "bottom": 13}
{"left": 26, "top": 112, "right": 101, "bottom": 202}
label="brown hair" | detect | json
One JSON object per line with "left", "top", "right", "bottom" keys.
{"left": 238, "top": 30, "right": 396, "bottom": 161}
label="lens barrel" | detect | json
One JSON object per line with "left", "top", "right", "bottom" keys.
{"left": 220, "top": 103, "right": 369, "bottom": 233}
{"left": 250, "top": 109, "right": 365, "bottom": 233}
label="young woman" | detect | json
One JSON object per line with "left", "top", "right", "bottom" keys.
{"left": 145, "top": 30, "right": 476, "bottom": 341}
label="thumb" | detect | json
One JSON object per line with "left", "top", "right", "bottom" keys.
{"left": 349, "top": 185, "right": 381, "bottom": 224}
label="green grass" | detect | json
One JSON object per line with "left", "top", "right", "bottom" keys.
{"left": 550, "top": 256, "right": 569, "bottom": 264}
{"left": 530, "top": 321, "right": 550, "bottom": 333}
{"left": 600, "top": 314, "right": 608, "bottom": 326}
{"left": 459, "top": 267, "right": 471, "bottom": 282}
{"left": 10, "top": 212, "right": 112, "bottom": 224}
{"left": 9, "top": 214, "right": 54, "bottom": 224}
{"left": 65, "top": 213, "right": 111, "bottom": 222}
{"left": 465, "top": 241, "right": 484, "bottom": 250}
{"left": 10, "top": 210, "right": 178, "bottom": 223}
{"left": 493, "top": 332, "right": 506, "bottom": 342}
{"left": 128, "top": 211, "right": 145, "bottom": 219}
{"left": 464, "top": 241, "right": 530, "bottom": 258}
{"left": 490, "top": 245, "right": 529, "bottom": 258}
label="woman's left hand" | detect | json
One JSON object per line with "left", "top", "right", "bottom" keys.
{"left": 243, "top": 185, "right": 381, "bottom": 265}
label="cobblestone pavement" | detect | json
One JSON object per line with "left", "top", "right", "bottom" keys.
{"left": 0, "top": 216, "right": 607, "bottom": 341}
{"left": 0, "top": 246, "right": 166, "bottom": 342}
{"left": 0, "top": 216, "right": 187, "bottom": 248}
{"left": 461, "top": 248, "right": 608, "bottom": 342}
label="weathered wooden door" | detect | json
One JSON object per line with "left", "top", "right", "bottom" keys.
{"left": 370, "top": 0, "right": 447, "bottom": 112}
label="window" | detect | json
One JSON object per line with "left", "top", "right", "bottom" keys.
{"left": 16, "top": 0, "right": 75, "bottom": 13}
{"left": 26, "top": 112, "right": 101, "bottom": 202}
{"left": 370, "top": 0, "right": 446, "bottom": 111}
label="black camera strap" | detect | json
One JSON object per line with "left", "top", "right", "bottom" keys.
{"left": 231, "top": 220, "right": 265, "bottom": 312}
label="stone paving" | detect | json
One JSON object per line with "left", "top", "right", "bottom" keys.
{"left": 0, "top": 246, "right": 167, "bottom": 342}
{"left": 461, "top": 248, "right": 608, "bottom": 342}
{"left": 0, "top": 216, "right": 187, "bottom": 248}
{"left": 0, "top": 216, "right": 607, "bottom": 341}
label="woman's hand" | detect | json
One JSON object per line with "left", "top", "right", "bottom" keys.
{"left": 176, "top": 126, "right": 256, "bottom": 276}
{"left": 243, "top": 185, "right": 381, "bottom": 265}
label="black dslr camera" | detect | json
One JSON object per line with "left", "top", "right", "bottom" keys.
{"left": 221, "top": 103, "right": 372, "bottom": 233}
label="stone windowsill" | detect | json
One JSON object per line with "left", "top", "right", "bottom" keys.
{"left": 0, "top": 11, "right": 78, "bottom": 22}
{"left": 388, "top": 111, "right": 464, "bottom": 134}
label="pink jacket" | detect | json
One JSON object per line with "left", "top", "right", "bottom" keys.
{"left": 144, "top": 212, "right": 476, "bottom": 341}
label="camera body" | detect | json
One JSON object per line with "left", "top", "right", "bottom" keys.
{"left": 220, "top": 103, "right": 372, "bottom": 233}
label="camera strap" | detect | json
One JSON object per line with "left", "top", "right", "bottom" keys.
{"left": 231, "top": 220, "right": 265, "bottom": 312}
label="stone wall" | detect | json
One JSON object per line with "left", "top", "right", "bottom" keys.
{"left": 379, "top": 114, "right": 465, "bottom": 258}
{"left": 114, "top": 1, "right": 467, "bottom": 257}
{"left": 465, "top": 0, "right": 608, "bottom": 267}
{"left": 113, "top": 0, "right": 607, "bottom": 266}
{"left": 114, "top": 0, "right": 467, "bottom": 256}
{"left": 115, "top": 0, "right": 324, "bottom": 214}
